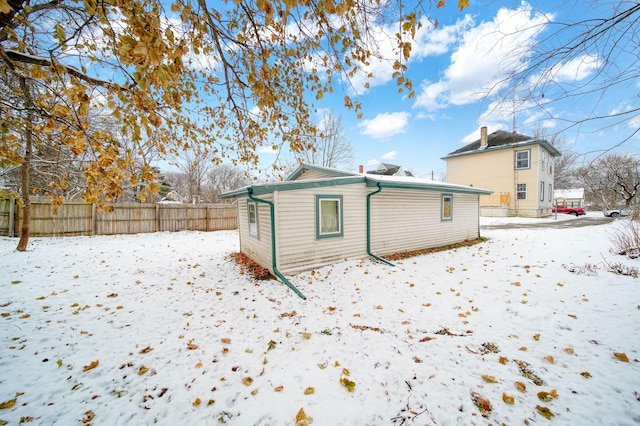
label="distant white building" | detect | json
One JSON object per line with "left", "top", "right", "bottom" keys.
{"left": 554, "top": 188, "right": 585, "bottom": 208}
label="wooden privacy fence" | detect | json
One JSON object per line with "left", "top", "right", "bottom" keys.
{"left": 0, "top": 199, "right": 238, "bottom": 237}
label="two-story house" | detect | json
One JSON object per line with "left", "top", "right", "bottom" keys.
{"left": 441, "top": 127, "right": 561, "bottom": 217}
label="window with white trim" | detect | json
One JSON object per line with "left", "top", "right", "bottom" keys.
{"left": 540, "top": 181, "right": 545, "bottom": 201}
{"left": 516, "top": 183, "right": 527, "bottom": 200}
{"left": 247, "top": 201, "right": 259, "bottom": 238}
{"left": 515, "top": 149, "right": 530, "bottom": 169}
{"left": 316, "top": 195, "right": 343, "bottom": 238}
{"left": 548, "top": 184, "right": 552, "bottom": 202}
{"left": 441, "top": 194, "right": 453, "bottom": 221}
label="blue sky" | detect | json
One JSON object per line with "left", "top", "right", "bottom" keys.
{"left": 257, "top": 1, "right": 640, "bottom": 179}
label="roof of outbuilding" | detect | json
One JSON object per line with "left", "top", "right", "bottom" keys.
{"left": 220, "top": 164, "right": 492, "bottom": 198}
{"left": 441, "top": 130, "right": 562, "bottom": 159}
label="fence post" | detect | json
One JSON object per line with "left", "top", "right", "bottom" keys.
{"left": 8, "top": 198, "right": 15, "bottom": 237}
{"left": 155, "top": 204, "right": 160, "bottom": 232}
{"left": 91, "top": 204, "right": 96, "bottom": 236}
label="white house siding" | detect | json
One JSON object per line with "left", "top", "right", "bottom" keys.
{"left": 369, "top": 188, "right": 480, "bottom": 256}
{"left": 238, "top": 196, "right": 273, "bottom": 271}
{"left": 274, "top": 184, "right": 368, "bottom": 274}
{"left": 293, "top": 169, "right": 335, "bottom": 181}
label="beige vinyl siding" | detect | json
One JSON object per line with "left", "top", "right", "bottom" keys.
{"left": 447, "top": 144, "right": 556, "bottom": 217}
{"left": 370, "top": 188, "right": 480, "bottom": 256}
{"left": 238, "top": 197, "right": 273, "bottom": 271}
{"left": 275, "top": 184, "right": 368, "bottom": 274}
{"left": 293, "top": 169, "right": 335, "bottom": 180}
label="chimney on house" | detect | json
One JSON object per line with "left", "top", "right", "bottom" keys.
{"left": 359, "top": 165, "right": 364, "bottom": 173}
{"left": 480, "top": 126, "right": 488, "bottom": 147}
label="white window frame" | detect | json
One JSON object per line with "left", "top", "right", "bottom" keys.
{"left": 247, "top": 201, "right": 259, "bottom": 238}
{"left": 516, "top": 183, "right": 527, "bottom": 200}
{"left": 441, "top": 193, "right": 453, "bottom": 221}
{"left": 540, "top": 181, "right": 545, "bottom": 201}
{"left": 515, "top": 149, "right": 531, "bottom": 170}
{"left": 316, "top": 195, "right": 343, "bottom": 239}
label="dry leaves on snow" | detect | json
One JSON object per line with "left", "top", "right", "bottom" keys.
{"left": 82, "top": 360, "right": 99, "bottom": 372}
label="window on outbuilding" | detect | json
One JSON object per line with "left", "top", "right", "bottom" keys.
{"left": 247, "top": 201, "right": 259, "bottom": 238}
{"left": 517, "top": 183, "right": 527, "bottom": 200}
{"left": 441, "top": 194, "right": 453, "bottom": 221}
{"left": 515, "top": 149, "right": 530, "bottom": 169}
{"left": 316, "top": 195, "right": 343, "bottom": 239}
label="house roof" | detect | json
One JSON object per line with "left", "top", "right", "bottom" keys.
{"left": 366, "top": 163, "right": 414, "bottom": 176}
{"left": 220, "top": 164, "right": 492, "bottom": 198}
{"left": 441, "top": 130, "right": 562, "bottom": 159}
{"left": 554, "top": 188, "right": 585, "bottom": 199}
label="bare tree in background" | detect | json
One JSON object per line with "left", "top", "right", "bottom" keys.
{"left": 576, "top": 153, "right": 640, "bottom": 208}
{"left": 297, "top": 111, "right": 354, "bottom": 170}
{"left": 171, "top": 149, "right": 215, "bottom": 203}
{"left": 207, "top": 165, "right": 251, "bottom": 203}
{"left": 497, "top": 2, "right": 639, "bottom": 152}
{"left": 531, "top": 126, "right": 579, "bottom": 189}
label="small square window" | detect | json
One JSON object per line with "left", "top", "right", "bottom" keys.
{"left": 515, "top": 150, "right": 530, "bottom": 169}
{"left": 517, "top": 183, "right": 527, "bottom": 200}
{"left": 247, "top": 201, "right": 259, "bottom": 238}
{"left": 441, "top": 194, "right": 453, "bottom": 221}
{"left": 316, "top": 195, "right": 343, "bottom": 238}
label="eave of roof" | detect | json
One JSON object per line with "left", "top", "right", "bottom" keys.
{"left": 285, "top": 164, "right": 359, "bottom": 181}
{"left": 220, "top": 173, "right": 492, "bottom": 199}
{"left": 441, "top": 131, "right": 562, "bottom": 160}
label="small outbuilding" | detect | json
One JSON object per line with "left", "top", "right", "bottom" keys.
{"left": 221, "top": 164, "right": 491, "bottom": 298}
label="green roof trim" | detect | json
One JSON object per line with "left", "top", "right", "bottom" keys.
{"left": 364, "top": 177, "right": 492, "bottom": 195}
{"left": 220, "top": 176, "right": 366, "bottom": 199}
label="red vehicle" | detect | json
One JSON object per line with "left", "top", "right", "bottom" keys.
{"left": 552, "top": 201, "right": 586, "bottom": 216}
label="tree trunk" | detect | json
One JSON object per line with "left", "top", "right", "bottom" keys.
{"left": 16, "top": 76, "right": 33, "bottom": 251}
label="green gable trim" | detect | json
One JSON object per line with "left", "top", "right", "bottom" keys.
{"left": 364, "top": 178, "right": 492, "bottom": 195}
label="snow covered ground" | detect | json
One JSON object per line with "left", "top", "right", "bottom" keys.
{"left": 1, "top": 211, "right": 638, "bottom": 425}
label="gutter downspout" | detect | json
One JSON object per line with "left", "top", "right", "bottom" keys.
{"left": 366, "top": 183, "right": 395, "bottom": 267}
{"left": 247, "top": 188, "right": 306, "bottom": 300}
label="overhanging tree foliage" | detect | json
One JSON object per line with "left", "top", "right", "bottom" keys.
{"left": 1, "top": 0, "right": 471, "bottom": 249}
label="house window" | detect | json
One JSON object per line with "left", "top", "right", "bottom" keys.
{"left": 540, "top": 181, "right": 545, "bottom": 201}
{"left": 548, "top": 184, "right": 552, "bottom": 202}
{"left": 516, "top": 183, "right": 527, "bottom": 200}
{"left": 515, "top": 150, "right": 530, "bottom": 170}
{"left": 316, "top": 195, "right": 343, "bottom": 238}
{"left": 247, "top": 201, "right": 259, "bottom": 238}
{"left": 441, "top": 194, "right": 453, "bottom": 221}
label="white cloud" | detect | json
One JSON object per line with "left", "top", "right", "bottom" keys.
{"left": 258, "top": 145, "right": 279, "bottom": 154}
{"left": 357, "top": 112, "right": 410, "bottom": 140}
{"left": 414, "top": 4, "right": 551, "bottom": 111}
{"left": 380, "top": 150, "right": 398, "bottom": 160}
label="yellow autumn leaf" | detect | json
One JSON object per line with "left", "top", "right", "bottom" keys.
{"left": 564, "top": 348, "right": 575, "bottom": 354}
{"left": 221, "top": 338, "right": 231, "bottom": 344}
{"left": 251, "top": 389, "right": 258, "bottom": 396}
{"left": 537, "top": 391, "right": 554, "bottom": 402}
{"left": 535, "top": 405, "right": 555, "bottom": 419}
{"left": 533, "top": 333, "right": 540, "bottom": 341}
{"left": 613, "top": 352, "right": 629, "bottom": 362}
{"left": 580, "top": 371, "right": 592, "bottom": 378}
{"left": 138, "top": 366, "right": 149, "bottom": 375}
{"left": 458, "top": 0, "right": 469, "bottom": 11}
{"left": 544, "top": 355, "right": 554, "bottom": 364}
{"left": 481, "top": 374, "right": 499, "bottom": 384}
{"left": 498, "top": 356, "right": 508, "bottom": 365}
{"left": 304, "top": 387, "right": 314, "bottom": 395}
{"left": 515, "top": 381, "right": 526, "bottom": 393}
{"left": 187, "top": 342, "right": 198, "bottom": 350}
{"left": 139, "top": 346, "right": 153, "bottom": 354}
{"left": 502, "top": 392, "right": 515, "bottom": 404}
{"left": 83, "top": 360, "right": 99, "bottom": 372}
{"left": 0, "top": 0, "right": 12, "bottom": 14}
{"left": 0, "top": 398, "right": 16, "bottom": 409}
{"left": 192, "top": 397, "right": 201, "bottom": 406}
{"left": 295, "top": 407, "right": 313, "bottom": 425}
{"left": 242, "top": 377, "right": 253, "bottom": 386}
{"left": 274, "top": 385, "right": 283, "bottom": 392}
{"left": 340, "top": 377, "right": 356, "bottom": 392}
